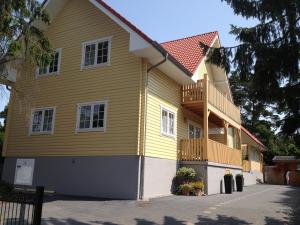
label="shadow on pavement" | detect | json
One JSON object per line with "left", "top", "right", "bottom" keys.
{"left": 270, "top": 186, "right": 300, "bottom": 225}
{"left": 42, "top": 186, "right": 300, "bottom": 225}
{"left": 44, "top": 215, "right": 252, "bottom": 225}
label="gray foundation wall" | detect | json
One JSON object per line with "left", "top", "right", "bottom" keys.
{"left": 244, "top": 171, "right": 264, "bottom": 186}
{"left": 143, "top": 157, "right": 178, "bottom": 199}
{"left": 180, "top": 161, "right": 242, "bottom": 195}
{"left": 207, "top": 163, "right": 242, "bottom": 195}
{"left": 2, "top": 156, "right": 141, "bottom": 200}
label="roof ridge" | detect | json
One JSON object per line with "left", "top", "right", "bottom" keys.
{"left": 160, "top": 31, "right": 218, "bottom": 45}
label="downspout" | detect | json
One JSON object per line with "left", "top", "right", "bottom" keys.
{"left": 139, "top": 53, "right": 169, "bottom": 200}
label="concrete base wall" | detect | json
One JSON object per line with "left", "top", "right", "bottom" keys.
{"left": 180, "top": 161, "right": 242, "bottom": 195}
{"left": 244, "top": 171, "right": 264, "bottom": 186}
{"left": 2, "top": 156, "right": 141, "bottom": 200}
{"left": 143, "top": 157, "right": 178, "bottom": 199}
{"left": 206, "top": 163, "right": 242, "bottom": 195}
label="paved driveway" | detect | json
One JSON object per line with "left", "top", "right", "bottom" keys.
{"left": 42, "top": 185, "right": 300, "bottom": 225}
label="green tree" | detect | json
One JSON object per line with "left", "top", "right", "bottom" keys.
{"left": 202, "top": 0, "right": 300, "bottom": 146}
{"left": 229, "top": 72, "right": 300, "bottom": 165}
{"left": 0, "top": 0, "right": 53, "bottom": 85}
{"left": 0, "top": 106, "right": 7, "bottom": 133}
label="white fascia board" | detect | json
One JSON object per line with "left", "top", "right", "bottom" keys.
{"left": 191, "top": 35, "right": 219, "bottom": 80}
{"left": 89, "top": 0, "right": 151, "bottom": 52}
{"left": 33, "top": 0, "right": 68, "bottom": 31}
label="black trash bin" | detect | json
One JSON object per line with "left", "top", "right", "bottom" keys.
{"left": 236, "top": 174, "right": 243, "bottom": 192}
{"left": 224, "top": 174, "right": 233, "bottom": 194}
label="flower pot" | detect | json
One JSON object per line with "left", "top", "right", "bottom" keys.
{"left": 224, "top": 175, "right": 233, "bottom": 194}
{"left": 236, "top": 176, "right": 243, "bottom": 192}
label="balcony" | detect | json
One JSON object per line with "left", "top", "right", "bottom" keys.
{"left": 182, "top": 77, "right": 241, "bottom": 127}
{"left": 180, "top": 138, "right": 242, "bottom": 167}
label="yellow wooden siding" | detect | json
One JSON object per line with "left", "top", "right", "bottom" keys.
{"left": 144, "top": 69, "right": 189, "bottom": 160}
{"left": 4, "top": 0, "right": 142, "bottom": 157}
{"left": 249, "top": 148, "right": 263, "bottom": 172}
{"left": 251, "top": 161, "right": 262, "bottom": 172}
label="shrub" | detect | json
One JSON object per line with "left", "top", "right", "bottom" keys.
{"left": 178, "top": 183, "right": 194, "bottom": 196}
{"left": 176, "top": 167, "right": 196, "bottom": 182}
{"left": 191, "top": 181, "right": 204, "bottom": 191}
{"left": 224, "top": 173, "right": 233, "bottom": 177}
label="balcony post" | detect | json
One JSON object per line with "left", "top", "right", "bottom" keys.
{"left": 203, "top": 74, "right": 209, "bottom": 161}
{"left": 224, "top": 121, "right": 228, "bottom": 146}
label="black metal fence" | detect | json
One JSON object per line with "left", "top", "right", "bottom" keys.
{"left": 0, "top": 187, "right": 44, "bottom": 225}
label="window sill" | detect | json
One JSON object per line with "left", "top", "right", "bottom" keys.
{"left": 30, "top": 132, "right": 53, "bottom": 136}
{"left": 160, "top": 133, "right": 176, "bottom": 139}
{"left": 36, "top": 72, "right": 59, "bottom": 78}
{"left": 81, "top": 62, "right": 111, "bottom": 71}
{"left": 76, "top": 128, "right": 106, "bottom": 133}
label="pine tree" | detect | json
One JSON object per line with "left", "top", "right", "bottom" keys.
{"left": 0, "top": 0, "right": 53, "bottom": 85}
{"left": 202, "top": 0, "right": 300, "bottom": 146}
{"left": 229, "top": 73, "right": 300, "bottom": 164}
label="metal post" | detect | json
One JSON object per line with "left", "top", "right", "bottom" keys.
{"left": 33, "top": 187, "right": 44, "bottom": 225}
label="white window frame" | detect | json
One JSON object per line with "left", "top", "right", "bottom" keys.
{"left": 36, "top": 48, "right": 62, "bottom": 77}
{"left": 29, "top": 107, "right": 56, "bottom": 135}
{"left": 188, "top": 121, "right": 202, "bottom": 139}
{"left": 81, "top": 37, "right": 112, "bottom": 70}
{"left": 160, "top": 105, "right": 176, "bottom": 138}
{"left": 76, "top": 100, "right": 108, "bottom": 133}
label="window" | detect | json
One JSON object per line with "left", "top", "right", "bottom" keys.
{"left": 37, "top": 49, "right": 62, "bottom": 76}
{"left": 76, "top": 101, "right": 108, "bottom": 132}
{"left": 161, "top": 107, "right": 175, "bottom": 137}
{"left": 81, "top": 37, "right": 112, "bottom": 69}
{"left": 188, "top": 123, "right": 202, "bottom": 139}
{"left": 252, "top": 149, "right": 260, "bottom": 161}
{"left": 297, "top": 164, "right": 300, "bottom": 171}
{"left": 30, "top": 107, "right": 55, "bottom": 134}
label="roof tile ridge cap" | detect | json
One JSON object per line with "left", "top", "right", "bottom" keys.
{"left": 160, "top": 31, "right": 218, "bottom": 45}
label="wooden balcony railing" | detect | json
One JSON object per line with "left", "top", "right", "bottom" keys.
{"left": 181, "top": 138, "right": 242, "bottom": 167}
{"left": 207, "top": 139, "right": 242, "bottom": 167}
{"left": 180, "top": 138, "right": 203, "bottom": 161}
{"left": 242, "top": 160, "right": 251, "bottom": 172}
{"left": 182, "top": 80, "right": 204, "bottom": 103}
{"left": 182, "top": 79, "right": 241, "bottom": 124}
{"left": 207, "top": 82, "right": 241, "bottom": 124}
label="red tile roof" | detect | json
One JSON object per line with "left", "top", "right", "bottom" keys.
{"left": 97, "top": 1, "right": 218, "bottom": 76}
{"left": 160, "top": 32, "right": 219, "bottom": 74}
{"left": 241, "top": 126, "right": 265, "bottom": 149}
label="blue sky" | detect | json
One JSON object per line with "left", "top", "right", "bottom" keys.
{"left": 0, "top": 0, "right": 257, "bottom": 124}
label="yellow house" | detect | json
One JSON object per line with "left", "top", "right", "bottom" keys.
{"left": 2, "top": 0, "right": 264, "bottom": 199}
{"left": 241, "top": 127, "right": 265, "bottom": 184}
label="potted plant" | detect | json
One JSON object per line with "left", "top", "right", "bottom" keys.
{"left": 191, "top": 181, "right": 204, "bottom": 196}
{"left": 236, "top": 174, "right": 243, "bottom": 192}
{"left": 178, "top": 183, "right": 193, "bottom": 196}
{"left": 224, "top": 173, "right": 233, "bottom": 194}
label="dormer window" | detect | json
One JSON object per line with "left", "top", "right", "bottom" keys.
{"left": 37, "top": 48, "right": 62, "bottom": 76}
{"left": 81, "top": 37, "right": 112, "bottom": 69}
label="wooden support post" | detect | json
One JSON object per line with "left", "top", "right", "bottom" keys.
{"left": 237, "top": 129, "right": 242, "bottom": 166}
{"left": 237, "top": 129, "right": 242, "bottom": 150}
{"left": 224, "top": 121, "right": 228, "bottom": 146}
{"left": 203, "top": 74, "right": 209, "bottom": 161}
